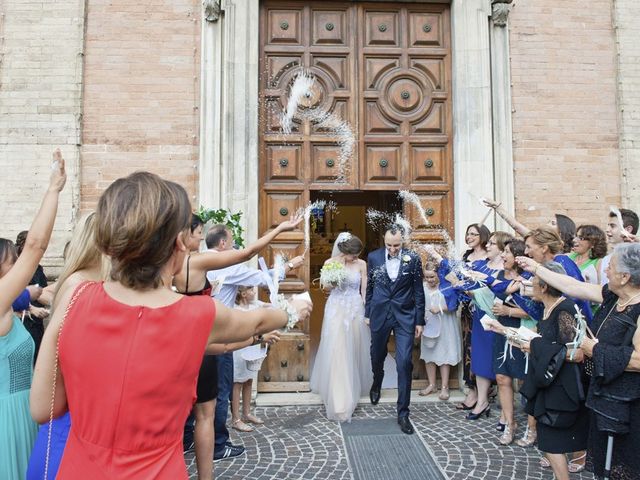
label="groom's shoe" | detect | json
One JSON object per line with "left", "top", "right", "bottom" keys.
{"left": 398, "top": 416, "right": 414, "bottom": 435}
{"left": 369, "top": 385, "right": 381, "bottom": 405}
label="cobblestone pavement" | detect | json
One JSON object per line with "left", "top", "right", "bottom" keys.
{"left": 186, "top": 403, "right": 595, "bottom": 479}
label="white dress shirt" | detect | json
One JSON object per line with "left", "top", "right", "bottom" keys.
{"left": 385, "top": 249, "right": 401, "bottom": 281}
{"left": 205, "top": 249, "right": 284, "bottom": 307}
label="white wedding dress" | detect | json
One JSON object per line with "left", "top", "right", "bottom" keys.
{"left": 310, "top": 269, "right": 373, "bottom": 422}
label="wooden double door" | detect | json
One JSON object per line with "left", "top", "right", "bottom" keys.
{"left": 258, "top": 2, "right": 453, "bottom": 392}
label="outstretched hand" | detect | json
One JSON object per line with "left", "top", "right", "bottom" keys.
{"left": 481, "top": 198, "right": 501, "bottom": 209}
{"left": 289, "top": 298, "right": 312, "bottom": 323}
{"left": 49, "top": 149, "right": 67, "bottom": 192}
{"left": 278, "top": 213, "right": 304, "bottom": 232}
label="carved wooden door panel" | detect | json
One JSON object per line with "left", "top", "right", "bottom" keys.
{"left": 259, "top": 3, "right": 358, "bottom": 391}
{"left": 258, "top": 2, "right": 452, "bottom": 392}
{"left": 358, "top": 4, "right": 453, "bottom": 236}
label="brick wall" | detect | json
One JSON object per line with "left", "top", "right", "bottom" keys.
{"left": 0, "top": 0, "right": 84, "bottom": 269}
{"left": 614, "top": 0, "right": 640, "bottom": 210}
{"left": 508, "top": 0, "right": 620, "bottom": 229}
{"left": 80, "top": 0, "right": 201, "bottom": 210}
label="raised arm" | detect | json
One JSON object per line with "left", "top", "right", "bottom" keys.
{"left": 516, "top": 256, "right": 603, "bottom": 303}
{"left": 0, "top": 150, "right": 66, "bottom": 319}
{"left": 482, "top": 198, "right": 530, "bottom": 237}
{"left": 190, "top": 216, "right": 303, "bottom": 271}
{"left": 207, "top": 298, "right": 311, "bottom": 346}
{"left": 31, "top": 281, "right": 74, "bottom": 422}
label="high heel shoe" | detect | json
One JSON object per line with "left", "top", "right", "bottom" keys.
{"left": 465, "top": 404, "right": 490, "bottom": 420}
{"left": 455, "top": 401, "right": 477, "bottom": 411}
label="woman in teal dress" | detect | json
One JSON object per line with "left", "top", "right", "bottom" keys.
{"left": 0, "top": 150, "right": 66, "bottom": 480}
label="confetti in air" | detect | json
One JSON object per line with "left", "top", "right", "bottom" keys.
{"left": 280, "top": 72, "right": 355, "bottom": 183}
{"left": 399, "top": 190, "right": 429, "bottom": 226}
{"left": 300, "top": 200, "right": 327, "bottom": 254}
{"left": 281, "top": 72, "right": 315, "bottom": 135}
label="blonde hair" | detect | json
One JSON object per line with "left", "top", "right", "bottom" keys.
{"left": 524, "top": 226, "right": 564, "bottom": 255}
{"left": 95, "top": 172, "right": 191, "bottom": 289}
{"left": 54, "top": 213, "right": 109, "bottom": 296}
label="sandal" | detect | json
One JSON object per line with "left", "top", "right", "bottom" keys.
{"left": 539, "top": 457, "right": 551, "bottom": 468}
{"left": 231, "top": 419, "right": 254, "bottom": 432}
{"left": 419, "top": 384, "right": 436, "bottom": 396}
{"left": 242, "top": 414, "right": 264, "bottom": 425}
{"left": 438, "top": 387, "right": 450, "bottom": 401}
{"left": 498, "top": 423, "right": 517, "bottom": 446}
{"left": 515, "top": 425, "right": 537, "bottom": 447}
{"left": 568, "top": 452, "right": 586, "bottom": 473}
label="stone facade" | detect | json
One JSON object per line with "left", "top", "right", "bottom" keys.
{"left": 80, "top": 0, "right": 201, "bottom": 210}
{"left": 1, "top": 0, "right": 638, "bottom": 270}
{"left": 509, "top": 0, "right": 621, "bottom": 228}
{"left": 0, "top": 0, "right": 85, "bottom": 265}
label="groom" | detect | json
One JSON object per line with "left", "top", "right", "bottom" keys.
{"left": 365, "top": 225, "right": 425, "bottom": 434}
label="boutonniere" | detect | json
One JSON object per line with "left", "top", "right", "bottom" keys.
{"left": 402, "top": 254, "right": 411, "bottom": 264}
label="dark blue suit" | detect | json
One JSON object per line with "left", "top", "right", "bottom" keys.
{"left": 365, "top": 248, "right": 425, "bottom": 418}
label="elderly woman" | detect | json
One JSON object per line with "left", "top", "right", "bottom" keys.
{"left": 517, "top": 244, "right": 640, "bottom": 480}
{"left": 516, "top": 261, "right": 588, "bottom": 480}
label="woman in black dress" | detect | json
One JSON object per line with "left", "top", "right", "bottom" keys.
{"left": 519, "top": 261, "right": 588, "bottom": 480}
{"left": 518, "top": 243, "right": 640, "bottom": 480}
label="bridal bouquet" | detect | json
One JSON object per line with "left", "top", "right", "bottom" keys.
{"left": 319, "top": 261, "right": 347, "bottom": 289}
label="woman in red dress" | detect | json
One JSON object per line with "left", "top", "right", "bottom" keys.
{"left": 31, "top": 172, "right": 311, "bottom": 479}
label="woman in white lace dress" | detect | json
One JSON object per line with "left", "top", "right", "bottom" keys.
{"left": 310, "top": 233, "right": 372, "bottom": 422}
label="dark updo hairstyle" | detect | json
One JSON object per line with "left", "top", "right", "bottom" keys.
{"left": 504, "top": 239, "right": 526, "bottom": 273}
{"left": 15, "top": 231, "right": 28, "bottom": 256}
{"left": 554, "top": 214, "right": 576, "bottom": 253}
{"left": 0, "top": 239, "right": 18, "bottom": 275}
{"left": 95, "top": 171, "right": 192, "bottom": 290}
{"left": 191, "top": 213, "right": 204, "bottom": 233}
{"left": 337, "top": 235, "right": 363, "bottom": 255}
{"left": 576, "top": 224, "right": 607, "bottom": 259}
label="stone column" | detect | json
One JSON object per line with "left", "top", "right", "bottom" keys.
{"left": 490, "top": 0, "right": 515, "bottom": 232}
{"left": 451, "top": 0, "right": 495, "bottom": 250}
{"left": 198, "top": 0, "right": 260, "bottom": 244}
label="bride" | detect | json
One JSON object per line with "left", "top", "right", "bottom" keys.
{"left": 310, "top": 232, "right": 372, "bottom": 422}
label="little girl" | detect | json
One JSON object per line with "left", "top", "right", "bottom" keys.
{"left": 231, "top": 286, "right": 279, "bottom": 432}
{"left": 419, "top": 262, "right": 462, "bottom": 400}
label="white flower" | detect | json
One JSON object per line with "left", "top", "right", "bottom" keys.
{"left": 402, "top": 254, "right": 411, "bottom": 263}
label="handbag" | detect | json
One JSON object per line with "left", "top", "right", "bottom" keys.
{"left": 43, "top": 282, "right": 91, "bottom": 480}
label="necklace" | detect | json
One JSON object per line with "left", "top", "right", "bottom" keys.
{"left": 617, "top": 291, "right": 640, "bottom": 310}
{"left": 543, "top": 296, "right": 565, "bottom": 320}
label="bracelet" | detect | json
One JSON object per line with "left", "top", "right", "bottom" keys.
{"left": 275, "top": 294, "right": 299, "bottom": 330}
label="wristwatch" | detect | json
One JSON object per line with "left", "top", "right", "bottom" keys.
{"left": 287, "top": 261, "right": 295, "bottom": 269}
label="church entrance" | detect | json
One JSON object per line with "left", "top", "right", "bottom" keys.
{"left": 257, "top": 2, "right": 453, "bottom": 392}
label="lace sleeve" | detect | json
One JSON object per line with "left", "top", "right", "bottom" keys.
{"left": 557, "top": 310, "right": 577, "bottom": 344}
